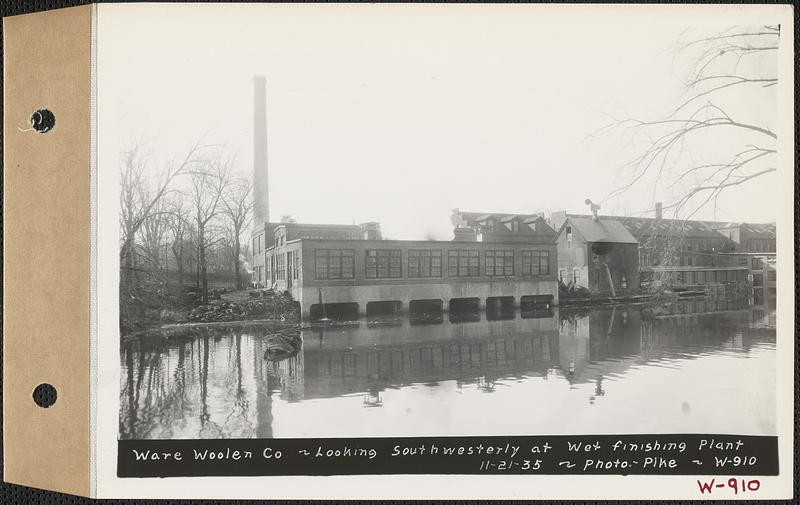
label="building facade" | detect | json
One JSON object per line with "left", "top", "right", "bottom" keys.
{"left": 551, "top": 212, "right": 736, "bottom": 268}
{"left": 550, "top": 208, "right": 775, "bottom": 298}
{"left": 713, "top": 222, "right": 776, "bottom": 253}
{"left": 716, "top": 252, "right": 777, "bottom": 308}
{"left": 260, "top": 236, "right": 558, "bottom": 320}
{"left": 554, "top": 216, "right": 640, "bottom": 295}
{"left": 251, "top": 222, "right": 368, "bottom": 287}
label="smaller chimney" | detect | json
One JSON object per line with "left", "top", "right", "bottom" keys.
{"left": 655, "top": 202, "right": 663, "bottom": 220}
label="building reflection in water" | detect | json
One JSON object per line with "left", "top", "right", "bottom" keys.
{"left": 120, "top": 297, "right": 775, "bottom": 440}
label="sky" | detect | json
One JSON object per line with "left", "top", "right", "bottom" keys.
{"left": 97, "top": 4, "right": 786, "bottom": 240}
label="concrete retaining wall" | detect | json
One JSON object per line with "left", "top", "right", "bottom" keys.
{"left": 299, "top": 279, "right": 558, "bottom": 319}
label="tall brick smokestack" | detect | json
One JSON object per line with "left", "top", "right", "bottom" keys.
{"left": 253, "top": 75, "right": 269, "bottom": 225}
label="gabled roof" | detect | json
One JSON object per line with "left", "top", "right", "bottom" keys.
{"left": 563, "top": 213, "right": 729, "bottom": 240}
{"left": 610, "top": 216, "right": 726, "bottom": 239}
{"left": 555, "top": 211, "right": 775, "bottom": 242}
{"left": 561, "top": 217, "right": 638, "bottom": 244}
{"left": 455, "top": 210, "right": 555, "bottom": 238}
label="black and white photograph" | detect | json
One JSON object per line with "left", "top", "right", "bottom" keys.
{"left": 93, "top": 3, "right": 793, "bottom": 499}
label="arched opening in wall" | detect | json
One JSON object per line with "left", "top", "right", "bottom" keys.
{"left": 366, "top": 300, "right": 402, "bottom": 325}
{"left": 409, "top": 299, "right": 444, "bottom": 325}
{"left": 448, "top": 297, "right": 480, "bottom": 323}
{"left": 309, "top": 302, "right": 359, "bottom": 322}
{"left": 486, "top": 296, "right": 515, "bottom": 321}
{"left": 520, "top": 295, "right": 554, "bottom": 319}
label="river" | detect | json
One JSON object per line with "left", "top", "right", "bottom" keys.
{"left": 119, "top": 298, "right": 776, "bottom": 440}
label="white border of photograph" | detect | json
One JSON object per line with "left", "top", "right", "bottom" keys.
{"left": 94, "top": 3, "right": 794, "bottom": 499}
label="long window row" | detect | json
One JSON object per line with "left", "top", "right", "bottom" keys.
{"left": 314, "top": 249, "right": 550, "bottom": 280}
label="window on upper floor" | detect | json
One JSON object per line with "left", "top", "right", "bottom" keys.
{"left": 366, "top": 249, "right": 401, "bottom": 279}
{"left": 485, "top": 250, "right": 514, "bottom": 276}
{"left": 448, "top": 250, "right": 480, "bottom": 277}
{"left": 408, "top": 250, "right": 442, "bottom": 278}
{"left": 315, "top": 249, "right": 355, "bottom": 280}
{"left": 522, "top": 250, "right": 550, "bottom": 276}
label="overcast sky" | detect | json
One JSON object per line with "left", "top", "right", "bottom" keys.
{"left": 97, "top": 4, "right": 785, "bottom": 240}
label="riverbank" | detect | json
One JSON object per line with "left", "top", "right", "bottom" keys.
{"left": 122, "top": 289, "right": 300, "bottom": 339}
{"left": 558, "top": 288, "right": 710, "bottom": 308}
{"left": 185, "top": 291, "right": 299, "bottom": 323}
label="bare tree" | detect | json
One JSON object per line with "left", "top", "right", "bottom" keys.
{"left": 119, "top": 139, "right": 207, "bottom": 265}
{"left": 119, "top": 140, "right": 212, "bottom": 330}
{"left": 600, "top": 26, "right": 779, "bottom": 219}
{"left": 119, "top": 144, "right": 148, "bottom": 275}
{"left": 165, "top": 195, "right": 192, "bottom": 290}
{"left": 139, "top": 187, "right": 171, "bottom": 271}
{"left": 188, "top": 153, "right": 233, "bottom": 303}
{"left": 221, "top": 175, "right": 253, "bottom": 289}
{"left": 592, "top": 26, "right": 780, "bottom": 295}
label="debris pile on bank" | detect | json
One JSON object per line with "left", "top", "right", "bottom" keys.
{"left": 187, "top": 292, "right": 299, "bottom": 323}
{"left": 558, "top": 281, "right": 592, "bottom": 299}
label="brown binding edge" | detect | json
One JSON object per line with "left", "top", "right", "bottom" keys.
{"left": 3, "top": 5, "right": 93, "bottom": 497}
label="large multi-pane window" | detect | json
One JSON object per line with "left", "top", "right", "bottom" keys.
{"left": 269, "top": 255, "right": 275, "bottom": 283}
{"left": 276, "top": 254, "right": 286, "bottom": 281}
{"left": 522, "top": 250, "right": 550, "bottom": 276}
{"left": 315, "top": 249, "right": 355, "bottom": 280}
{"left": 366, "top": 249, "right": 402, "bottom": 278}
{"left": 408, "top": 250, "right": 442, "bottom": 278}
{"left": 448, "top": 250, "right": 480, "bottom": 277}
{"left": 292, "top": 250, "right": 300, "bottom": 280}
{"left": 485, "top": 250, "right": 514, "bottom": 276}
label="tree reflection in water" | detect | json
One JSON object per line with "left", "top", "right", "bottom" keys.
{"left": 120, "top": 300, "right": 776, "bottom": 439}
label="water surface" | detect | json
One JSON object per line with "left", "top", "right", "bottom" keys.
{"left": 119, "top": 299, "right": 776, "bottom": 439}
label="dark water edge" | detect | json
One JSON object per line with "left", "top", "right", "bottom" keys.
{"left": 119, "top": 297, "right": 776, "bottom": 440}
